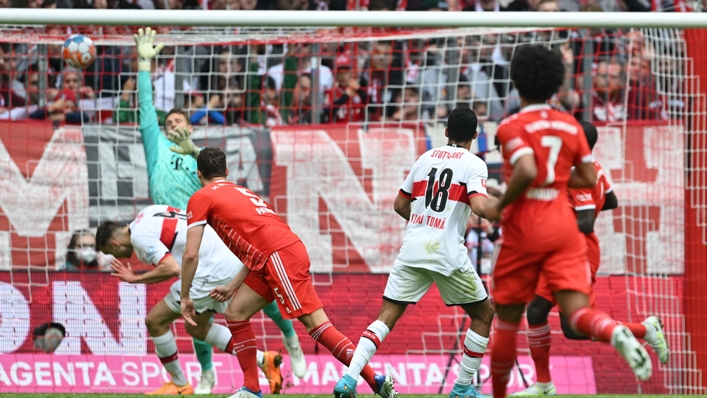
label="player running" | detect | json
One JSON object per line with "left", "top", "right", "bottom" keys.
{"left": 333, "top": 107, "right": 496, "bottom": 398}
{"left": 96, "top": 205, "right": 287, "bottom": 395}
{"left": 179, "top": 147, "right": 398, "bottom": 398}
{"left": 483, "top": 44, "right": 652, "bottom": 398}
{"left": 131, "top": 27, "right": 306, "bottom": 394}
{"left": 511, "top": 121, "right": 669, "bottom": 396}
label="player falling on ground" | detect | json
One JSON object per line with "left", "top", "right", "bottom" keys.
{"left": 96, "top": 205, "right": 287, "bottom": 395}
{"left": 482, "top": 44, "right": 652, "bottom": 398}
{"left": 511, "top": 122, "right": 669, "bottom": 397}
{"left": 179, "top": 147, "right": 398, "bottom": 398}
{"left": 131, "top": 27, "right": 306, "bottom": 394}
{"left": 333, "top": 107, "right": 496, "bottom": 398}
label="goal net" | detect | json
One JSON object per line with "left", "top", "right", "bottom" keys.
{"left": 0, "top": 21, "right": 706, "bottom": 395}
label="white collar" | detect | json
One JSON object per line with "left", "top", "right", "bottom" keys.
{"left": 519, "top": 103, "right": 552, "bottom": 113}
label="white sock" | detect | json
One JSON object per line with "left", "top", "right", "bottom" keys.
{"left": 455, "top": 329, "right": 489, "bottom": 386}
{"left": 204, "top": 323, "right": 232, "bottom": 351}
{"left": 346, "top": 320, "right": 390, "bottom": 379}
{"left": 205, "top": 323, "right": 265, "bottom": 365}
{"left": 153, "top": 331, "right": 188, "bottom": 386}
{"left": 257, "top": 350, "right": 265, "bottom": 366}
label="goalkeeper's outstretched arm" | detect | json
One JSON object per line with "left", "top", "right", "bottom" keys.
{"left": 134, "top": 27, "right": 164, "bottom": 174}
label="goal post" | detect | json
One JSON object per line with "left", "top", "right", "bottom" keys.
{"left": 0, "top": 14, "right": 705, "bottom": 396}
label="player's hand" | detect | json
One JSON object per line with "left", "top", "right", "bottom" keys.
{"left": 168, "top": 127, "right": 200, "bottom": 158}
{"left": 133, "top": 27, "right": 164, "bottom": 71}
{"left": 209, "top": 285, "right": 236, "bottom": 302}
{"left": 180, "top": 297, "right": 197, "bottom": 326}
{"left": 110, "top": 258, "right": 137, "bottom": 283}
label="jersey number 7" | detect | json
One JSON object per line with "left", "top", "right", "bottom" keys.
{"left": 541, "top": 136, "right": 562, "bottom": 185}
{"left": 425, "top": 167, "right": 453, "bottom": 212}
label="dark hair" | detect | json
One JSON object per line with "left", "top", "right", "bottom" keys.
{"left": 96, "top": 222, "right": 122, "bottom": 250}
{"left": 368, "top": 0, "right": 391, "bottom": 10}
{"left": 580, "top": 120, "right": 598, "bottom": 150}
{"left": 66, "top": 229, "right": 97, "bottom": 267}
{"left": 197, "top": 147, "right": 228, "bottom": 180}
{"left": 165, "top": 108, "right": 191, "bottom": 125}
{"left": 447, "top": 107, "right": 478, "bottom": 143}
{"left": 510, "top": 44, "right": 565, "bottom": 103}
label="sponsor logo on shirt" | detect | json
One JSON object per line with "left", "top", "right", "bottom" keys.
{"left": 576, "top": 193, "right": 592, "bottom": 202}
{"left": 481, "top": 179, "right": 486, "bottom": 188}
{"left": 525, "top": 188, "right": 560, "bottom": 201}
{"left": 186, "top": 211, "right": 192, "bottom": 220}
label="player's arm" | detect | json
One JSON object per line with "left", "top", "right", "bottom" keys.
{"left": 211, "top": 264, "right": 251, "bottom": 302}
{"left": 394, "top": 194, "right": 412, "bottom": 221}
{"left": 568, "top": 161, "right": 596, "bottom": 189}
{"left": 110, "top": 255, "right": 180, "bottom": 284}
{"left": 602, "top": 190, "right": 618, "bottom": 211}
{"left": 470, "top": 195, "right": 500, "bottom": 220}
{"left": 181, "top": 224, "right": 205, "bottom": 301}
{"left": 576, "top": 209, "right": 596, "bottom": 234}
{"left": 134, "top": 27, "right": 165, "bottom": 173}
{"left": 496, "top": 153, "right": 537, "bottom": 211}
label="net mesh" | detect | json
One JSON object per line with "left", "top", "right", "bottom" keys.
{"left": 0, "top": 23, "right": 705, "bottom": 395}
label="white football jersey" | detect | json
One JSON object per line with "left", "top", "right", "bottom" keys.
{"left": 396, "top": 145, "right": 488, "bottom": 276}
{"left": 129, "top": 205, "right": 240, "bottom": 292}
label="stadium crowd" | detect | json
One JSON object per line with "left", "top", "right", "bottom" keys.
{"left": 0, "top": 0, "right": 686, "bottom": 129}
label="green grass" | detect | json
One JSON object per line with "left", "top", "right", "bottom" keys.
{"left": 0, "top": 395, "right": 686, "bottom": 398}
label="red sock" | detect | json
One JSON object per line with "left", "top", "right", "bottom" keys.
{"left": 309, "top": 322, "right": 377, "bottom": 391}
{"left": 491, "top": 320, "right": 519, "bottom": 398}
{"left": 569, "top": 308, "right": 617, "bottom": 342}
{"left": 527, "top": 322, "right": 552, "bottom": 383}
{"left": 619, "top": 322, "right": 647, "bottom": 339}
{"left": 226, "top": 320, "right": 260, "bottom": 393}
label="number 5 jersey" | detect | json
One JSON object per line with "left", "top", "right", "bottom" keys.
{"left": 396, "top": 145, "right": 488, "bottom": 276}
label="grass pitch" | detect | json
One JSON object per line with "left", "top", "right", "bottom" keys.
{"left": 0, "top": 395, "right": 684, "bottom": 398}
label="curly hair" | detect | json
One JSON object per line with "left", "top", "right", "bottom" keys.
{"left": 447, "top": 107, "right": 478, "bottom": 143}
{"left": 510, "top": 44, "right": 565, "bottom": 103}
{"left": 197, "top": 147, "right": 228, "bottom": 180}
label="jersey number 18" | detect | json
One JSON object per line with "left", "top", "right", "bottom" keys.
{"left": 425, "top": 167, "right": 453, "bottom": 212}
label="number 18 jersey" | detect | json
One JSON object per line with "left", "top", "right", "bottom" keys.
{"left": 396, "top": 145, "right": 488, "bottom": 276}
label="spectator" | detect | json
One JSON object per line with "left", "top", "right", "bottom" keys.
{"left": 360, "top": 40, "right": 404, "bottom": 121}
{"left": 267, "top": 43, "right": 333, "bottom": 93}
{"left": 421, "top": 0, "right": 448, "bottom": 10}
{"left": 0, "top": 44, "right": 27, "bottom": 111}
{"left": 460, "top": 36, "right": 505, "bottom": 121}
{"left": 29, "top": 70, "right": 91, "bottom": 123}
{"left": 323, "top": 54, "right": 367, "bottom": 123}
{"left": 247, "top": 52, "right": 285, "bottom": 126}
{"left": 417, "top": 39, "right": 450, "bottom": 120}
{"left": 590, "top": 57, "right": 626, "bottom": 122}
{"left": 63, "top": 229, "right": 100, "bottom": 272}
{"left": 0, "top": 0, "right": 9, "bottom": 6}
{"left": 536, "top": 0, "right": 560, "bottom": 11}
{"left": 288, "top": 73, "right": 314, "bottom": 124}
{"left": 504, "top": 0, "right": 539, "bottom": 11}
{"left": 626, "top": 54, "right": 666, "bottom": 120}
{"left": 114, "top": 77, "right": 170, "bottom": 125}
{"left": 189, "top": 93, "right": 227, "bottom": 125}
{"left": 389, "top": 86, "right": 421, "bottom": 121}
{"left": 465, "top": 0, "right": 507, "bottom": 12}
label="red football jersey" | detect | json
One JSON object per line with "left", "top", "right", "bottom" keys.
{"left": 497, "top": 104, "right": 593, "bottom": 248}
{"left": 568, "top": 160, "right": 613, "bottom": 222}
{"left": 186, "top": 181, "right": 300, "bottom": 272}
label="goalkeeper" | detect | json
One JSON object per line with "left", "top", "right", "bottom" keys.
{"left": 132, "top": 27, "right": 306, "bottom": 395}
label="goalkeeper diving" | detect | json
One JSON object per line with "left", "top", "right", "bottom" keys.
{"left": 130, "top": 27, "right": 306, "bottom": 395}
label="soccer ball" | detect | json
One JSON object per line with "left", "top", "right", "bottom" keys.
{"left": 62, "top": 34, "right": 96, "bottom": 69}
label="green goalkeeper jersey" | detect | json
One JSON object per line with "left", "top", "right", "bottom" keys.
{"left": 138, "top": 70, "right": 201, "bottom": 209}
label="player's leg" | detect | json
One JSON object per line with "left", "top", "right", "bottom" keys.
{"left": 433, "top": 267, "right": 493, "bottom": 398}
{"left": 223, "top": 278, "right": 273, "bottom": 397}
{"left": 512, "top": 271, "right": 557, "bottom": 397}
{"left": 262, "top": 300, "right": 306, "bottom": 378}
{"left": 266, "top": 243, "right": 395, "bottom": 398}
{"left": 145, "top": 299, "right": 193, "bottom": 395}
{"left": 490, "top": 246, "right": 542, "bottom": 398}
{"left": 192, "top": 336, "right": 215, "bottom": 393}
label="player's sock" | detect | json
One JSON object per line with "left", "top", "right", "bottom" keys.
{"left": 527, "top": 322, "right": 552, "bottom": 383}
{"left": 309, "top": 321, "right": 379, "bottom": 391}
{"left": 490, "top": 320, "right": 519, "bottom": 398}
{"left": 263, "top": 300, "right": 297, "bottom": 338}
{"left": 569, "top": 308, "right": 617, "bottom": 342}
{"left": 205, "top": 323, "right": 267, "bottom": 366}
{"left": 153, "top": 330, "right": 188, "bottom": 386}
{"left": 455, "top": 329, "right": 488, "bottom": 385}
{"left": 618, "top": 322, "right": 647, "bottom": 339}
{"left": 193, "top": 338, "right": 214, "bottom": 372}
{"left": 226, "top": 320, "right": 260, "bottom": 393}
{"left": 346, "top": 320, "right": 390, "bottom": 380}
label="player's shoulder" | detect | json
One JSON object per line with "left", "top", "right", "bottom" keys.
{"left": 499, "top": 112, "right": 521, "bottom": 127}
{"left": 132, "top": 205, "right": 167, "bottom": 226}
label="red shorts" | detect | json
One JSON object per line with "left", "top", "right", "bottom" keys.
{"left": 244, "top": 241, "right": 323, "bottom": 320}
{"left": 492, "top": 236, "right": 592, "bottom": 306}
{"left": 535, "top": 233, "right": 600, "bottom": 306}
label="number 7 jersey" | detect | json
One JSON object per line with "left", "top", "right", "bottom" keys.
{"left": 396, "top": 145, "right": 488, "bottom": 276}
{"left": 496, "top": 104, "right": 593, "bottom": 248}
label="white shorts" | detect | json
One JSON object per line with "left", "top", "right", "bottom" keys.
{"left": 163, "top": 279, "right": 231, "bottom": 315}
{"left": 383, "top": 263, "right": 488, "bottom": 306}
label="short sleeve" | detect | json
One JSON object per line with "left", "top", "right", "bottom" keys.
{"left": 568, "top": 187, "right": 596, "bottom": 211}
{"left": 186, "top": 190, "right": 212, "bottom": 229}
{"left": 466, "top": 158, "right": 488, "bottom": 199}
{"left": 497, "top": 121, "right": 533, "bottom": 166}
{"left": 130, "top": 227, "right": 171, "bottom": 266}
{"left": 399, "top": 162, "right": 417, "bottom": 199}
{"left": 600, "top": 168, "right": 614, "bottom": 194}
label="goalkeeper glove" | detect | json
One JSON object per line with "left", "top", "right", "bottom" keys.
{"left": 168, "top": 127, "right": 201, "bottom": 158}
{"left": 133, "top": 27, "right": 164, "bottom": 72}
